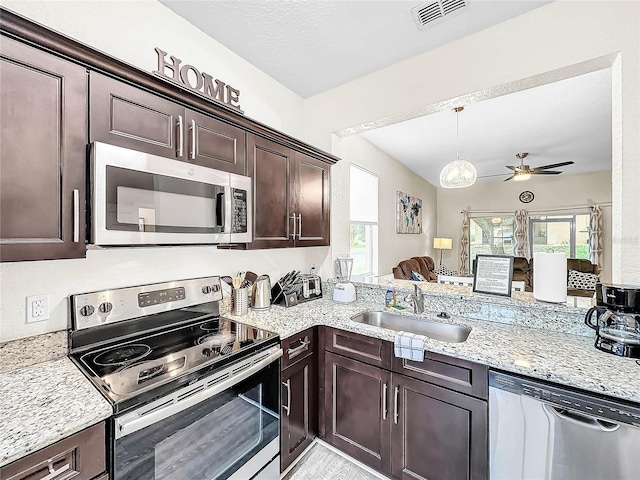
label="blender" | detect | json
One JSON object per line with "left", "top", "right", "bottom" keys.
{"left": 333, "top": 254, "right": 357, "bottom": 303}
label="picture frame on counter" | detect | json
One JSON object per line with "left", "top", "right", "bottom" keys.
{"left": 473, "top": 254, "right": 514, "bottom": 297}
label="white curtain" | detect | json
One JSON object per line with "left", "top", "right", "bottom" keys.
{"left": 589, "top": 205, "right": 603, "bottom": 274}
{"left": 514, "top": 209, "right": 529, "bottom": 259}
{"left": 459, "top": 210, "right": 469, "bottom": 275}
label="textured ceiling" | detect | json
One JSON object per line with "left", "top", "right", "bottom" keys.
{"left": 361, "top": 68, "right": 612, "bottom": 185}
{"left": 158, "top": 0, "right": 550, "bottom": 98}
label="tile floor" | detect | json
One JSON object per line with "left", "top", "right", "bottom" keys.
{"left": 282, "top": 442, "right": 388, "bottom": 480}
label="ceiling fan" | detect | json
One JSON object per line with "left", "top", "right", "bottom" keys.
{"left": 482, "top": 153, "right": 575, "bottom": 182}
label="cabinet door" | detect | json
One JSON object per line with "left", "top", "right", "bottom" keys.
{"left": 391, "top": 374, "right": 488, "bottom": 480}
{"left": 247, "top": 134, "right": 295, "bottom": 248}
{"left": 281, "top": 354, "right": 317, "bottom": 471}
{"left": 294, "top": 152, "right": 330, "bottom": 247}
{"left": 324, "top": 352, "right": 391, "bottom": 475}
{"left": 0, "top": 422, "right": 106, "bottom": 480}
{"left": 0, "top": 37, "right": 87, "bottom": 261}
{"left": 185, "top": 110, "right": 246, "bottom": 174}
{"left": 90, "top": 71, "right": 184, "bottom": 159}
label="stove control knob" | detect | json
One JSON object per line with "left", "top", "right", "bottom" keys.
{"left": 211, "top": 284, "right": 221, "bottom": 293}
{"left": 202, "top": 348, "right": 212, "bottom": 357}
{"left": 99, "top": 302, "right": 113, "bottom": 314}
{"left": 79, "top": 305, "right": 95, "bottom": 317}
{"left": 202, "top": 285, "right": 212, "bottom": 294}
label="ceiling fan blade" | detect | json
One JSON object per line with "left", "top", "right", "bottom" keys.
{"left": 535, "top": 161, "right": 575, "bottom": 170}
{"left": 503, "top": 175, "right": 514, "bottom": 182}
{"left": 505, "top": 165, "right": 518, "bottom": 171}
{"left": 532, "top": 170, "right": 562, "bottom": 175}
{"left": 478, "top": 173, "right": 511, "bottom": 178}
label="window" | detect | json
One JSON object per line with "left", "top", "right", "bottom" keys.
{"left": 529, "top": 214, "right": 590, "bottom": 259}
{"left": 349, "top": 165, "right": 378, "bottom": 282}
{"left": 469, "top": 217, "right": 515, "bottom": 272}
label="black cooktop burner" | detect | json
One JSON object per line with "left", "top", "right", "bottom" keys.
{"left": 71, "top": 314, "right": 279, "bottom": 413}
{"left": 93, "top": 344, "right": 151, "bottom": 366}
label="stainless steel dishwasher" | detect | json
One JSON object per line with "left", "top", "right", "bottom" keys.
{"left": 489, "top": 371, "right": 640, "bottom": 480}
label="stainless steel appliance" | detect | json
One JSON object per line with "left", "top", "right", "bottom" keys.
{"left": 90, "top": 142, "right": 252, "bottom": 245}
{"left": 69, "top": 276, "right": 281, "bottom": 480}
{"left": 585, "top": 283, "right": 640, "bottom": 358}
{"left": 489, "top": 371, "right": 640, "bottom": 480}
{"left": 250, "top": 275, "right": 272, "bottom": 310}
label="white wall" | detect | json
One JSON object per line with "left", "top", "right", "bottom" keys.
{"left": 0, "top": 0, "right": 322, "bottom": 342}
{"left": 437, "top": 171, "right": 613, "bottom": 282}
{"left": 305, "top": 1, "right": 640, "bottom": 284}
{"left": 331, "top": 136, "right": 437, "bottom": 277}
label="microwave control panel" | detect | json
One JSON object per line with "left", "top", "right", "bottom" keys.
{"left": 231, "top": 188, "right": 248, "bottom": 233}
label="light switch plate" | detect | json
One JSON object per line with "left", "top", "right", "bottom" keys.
{"left": 26, "top": 295, "right": 49, "bottom": 323}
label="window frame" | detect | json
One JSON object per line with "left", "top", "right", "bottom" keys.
{"left": 349, "top": 164, "right": 379, "bottom": 281}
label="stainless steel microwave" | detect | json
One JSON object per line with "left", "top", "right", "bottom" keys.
{"left": 90, "top": 142, "right": 252, "bottom": 245}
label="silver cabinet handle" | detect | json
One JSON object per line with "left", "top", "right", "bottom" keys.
{"left": 72, "top": 189, "right": 80, "bottom": 243}
{"left": 176, "top": 115, "right": 184, "bottom": 157}
{"left": 282, "top": 379, "right": 291, "bottom": 416}
{"left": 287, "top": 338, "right": 310, "bottom": 358}
{"left": 190, "top": 119, "right": 196, "bottom": 160}
{"left": 382, "top": 383, "right": 388, "bottom": 420}
{"left": 394, "top": 386, "right": 399, "bottom": 424}
{"left": 42, "top": 462, "right": 71, "bottom": 480}
{"left": 290, "top": 214, "right": 297, "bottom": 239}
{"left": 298, "top": 213, "right": 302, "bottom": 239}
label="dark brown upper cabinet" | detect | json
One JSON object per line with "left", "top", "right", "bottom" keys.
{"left": 248, "top": 134, "right": 330, "bottom": 249}
{"left": 0, "top": 36, "right": 88, "bottom": 262}
{"left": 90, "top": 72, "right": 247, "bottom": 174}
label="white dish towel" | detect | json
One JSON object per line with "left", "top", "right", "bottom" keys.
{"left": 394, "top": 331, "right": 427, "bottom": 361}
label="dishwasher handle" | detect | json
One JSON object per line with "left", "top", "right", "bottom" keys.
{"left": 544, "top": 403, "right": 621, "bottom": 432}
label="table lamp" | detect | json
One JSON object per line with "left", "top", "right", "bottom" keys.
{"left": 433, "top": 237, "right": 452, "bottom": 267}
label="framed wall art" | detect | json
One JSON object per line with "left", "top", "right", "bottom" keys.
{"left": 396, "top": 191, "right": 422, "bottom": 234}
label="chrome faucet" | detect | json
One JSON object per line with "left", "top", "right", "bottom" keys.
{"left": 406, "top": 284, "right": 425, "bottom": 314}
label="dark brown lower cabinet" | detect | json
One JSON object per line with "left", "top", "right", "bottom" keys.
{"left": 0, "top": 422, "right": 106, "bottom": 480}
{"left": 281, "top": 353, "right": 317, "bottom": 470}
{"left": 281, "top": 328, "right": 318, "bottom": 471}
{"left": 322, "top": 328, "right": 488, "bottom": 480}
{"left": 392, "top": 374, "right": 488, "bottom": 480}
{"left": 323, "top": 351, "right": 392, "bottom": 475}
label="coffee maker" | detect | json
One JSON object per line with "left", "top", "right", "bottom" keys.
{"left": 585, "top": 283, "right": 640, "bottom": 358}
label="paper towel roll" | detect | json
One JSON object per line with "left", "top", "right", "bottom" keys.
{"left": 533, "top": 252, "right": 567, "bottom": 303}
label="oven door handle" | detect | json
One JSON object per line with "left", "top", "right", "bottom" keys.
{"left": 115, "top": 347, "right": 283, "bottom": 439}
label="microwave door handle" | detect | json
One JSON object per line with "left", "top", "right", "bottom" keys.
{"left": 116, "top": 347, "right": 283, "bottom": 439}
{"left": 224, "top": 185, "right": 232, "bottom": 233}
{"left": 216, "top": 191, "right": 225, "bottom": 228}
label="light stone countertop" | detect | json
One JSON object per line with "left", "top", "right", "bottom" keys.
{"left": 226, "top": 296, "right": 640, "bottom": 404}
{"left": 0, "top": 356, "right": 112, "bottom": 467}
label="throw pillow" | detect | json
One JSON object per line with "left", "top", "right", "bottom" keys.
{"left": 567, "top": 269, "right": 599, "bottom": 291}
{"left": 435, "top": 264, "right": 458, "bottom": 276}
{"left": 411, "top": 270, "right": 426, "bottom": 281}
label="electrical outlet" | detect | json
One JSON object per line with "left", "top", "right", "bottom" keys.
{"left": 26, "top": 295, "right": 49, "bottom": 323}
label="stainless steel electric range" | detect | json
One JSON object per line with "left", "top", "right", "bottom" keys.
{"left": 69, "top": 276, "right": 282, "bottom": 480}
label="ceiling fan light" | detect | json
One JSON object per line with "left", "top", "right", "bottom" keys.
{"left": 440, "top": 160, "right": 477, "bottom": 188}
{"left": 513, "top": 172, "right": 531, "bottom": 181}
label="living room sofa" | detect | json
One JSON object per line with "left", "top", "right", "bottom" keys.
{"left": 392, "top": 256, "right": 438, "bottom": 282}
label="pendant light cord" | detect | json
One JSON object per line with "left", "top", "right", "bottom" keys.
{"left": 456, "top": 109, "right": 460, "bottom": 161}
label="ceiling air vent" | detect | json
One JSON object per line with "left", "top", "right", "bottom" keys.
{"left": 411, "top": 0, "right": 467, "bottom": 30}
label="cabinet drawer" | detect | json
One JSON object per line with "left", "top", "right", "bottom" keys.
{"left": 282, "top": 327, "right": 315, "bottom": 369}
{"left": 325, "top": 328, "right": 392, "bottom": 369}
{"left": 392, "top": 350, "right": 488, "bottom": 399}
{"left": 0, "top": 422, "right": 106, "bottom": 480}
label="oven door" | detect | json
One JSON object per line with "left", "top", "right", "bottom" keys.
{"left": 92, "top": 141, "right": 233, "bottom": 245}
{"left": 113, "top": 347, "right": 282, "bottom": 480}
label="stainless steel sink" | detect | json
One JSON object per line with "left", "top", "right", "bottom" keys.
{"left": 350, "top": 311, "right": 471, "bottom": 343}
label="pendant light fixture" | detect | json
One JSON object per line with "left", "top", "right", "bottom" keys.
{"left": 439, "top": 106, "right": 477, "bottom": 189}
